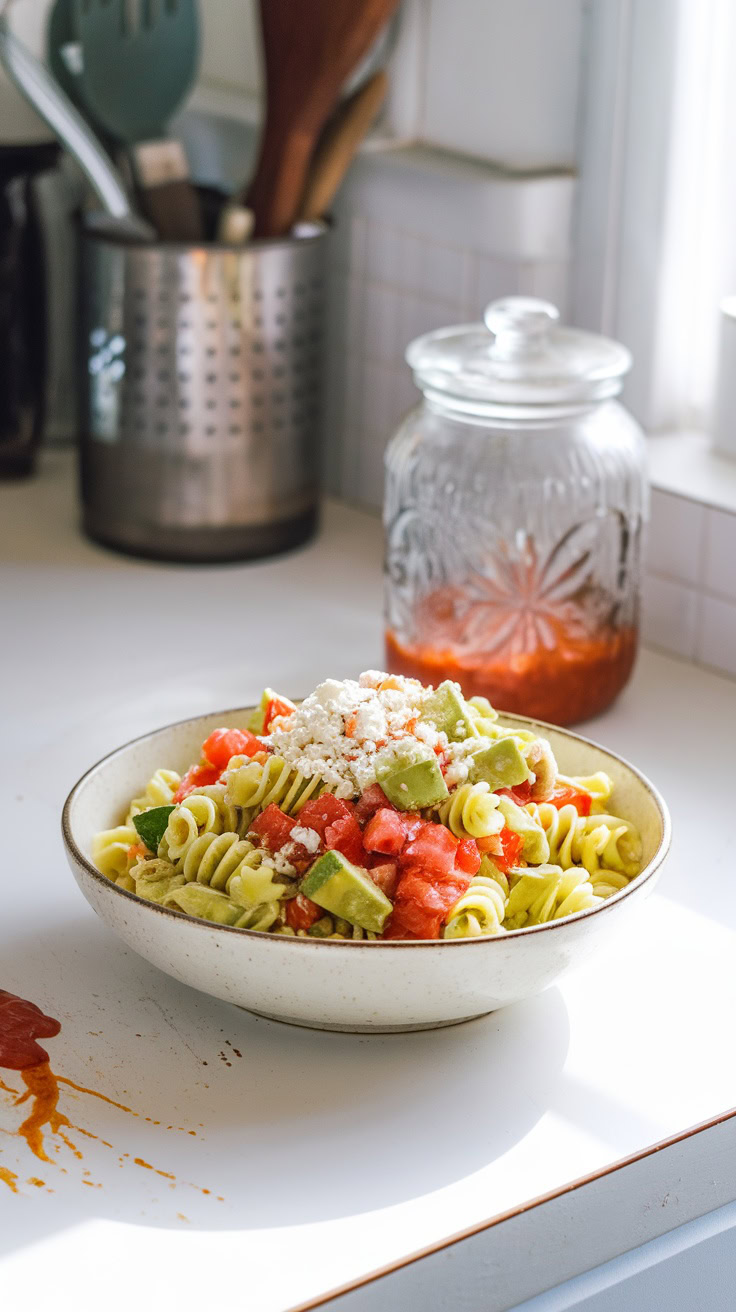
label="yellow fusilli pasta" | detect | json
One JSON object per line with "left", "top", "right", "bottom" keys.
{"left": 125, "top": 768, "right": 181, "bottom": 824}
{"left": 224, "top": 754, "right": 336, "bottom": 820}
{"left": 444, "top": 860, "right": 509, "bottom": 937}
{"left": 162, "top": 793, "right": 227, "bottom": 863}
{"left": 504, "top": 865, "right": 600, "bottom": 929}
{"left": 437, "top": 781, "right": 504, "bottom": 839}
{"left": 92, "top": 824, "right": 137, "bottom": 881}
{"left": 528, "top": 802, "right": 641, "bottom": 877}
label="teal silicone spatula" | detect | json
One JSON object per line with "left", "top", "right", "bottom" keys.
{"left": 71, "top": 0, "right": 203, "bottom": 241}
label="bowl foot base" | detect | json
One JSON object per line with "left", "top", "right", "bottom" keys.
{"left": 238, "top": 1005, "right": 493, "bottom": 1033}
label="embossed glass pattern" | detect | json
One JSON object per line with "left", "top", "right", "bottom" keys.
{"left": 384, "top": 299, "right": 648, "bottom": 725}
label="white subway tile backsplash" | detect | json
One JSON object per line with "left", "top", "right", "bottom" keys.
{"left": 465, "top": 254, "right": 523, "bottom": 317}
{"left": 363, "top": 281, "right": 402, "bottom": 363}
{"left": 400, "top": 233, "right": 469, "bottom": 306}
{"left": 517, "top": 260, "right": 571, "bottom": 318}
{"left": 646, "top": 490, "right": 706, "bottom": 584}
{"left": 399, "top": 291, "right": 457, "bottom": 350}
{"left": 641, "top": 574, "right": 700, "bottom": 660}
{"left": 697, "top": 594, "right": 736, "bottom": 678}
{"left": 703, "top": 506, "right": 736, "bottom": 602}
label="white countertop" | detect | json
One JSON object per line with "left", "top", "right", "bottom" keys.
{"left": 2, "top": 453, "right": 736, "bottom": 1312}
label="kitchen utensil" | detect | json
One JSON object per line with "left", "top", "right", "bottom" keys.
{"left": 244, "top": 0, "right": 401, "bottom": 238}
{"left": 384, "top": 297, "right": 648, "bottom": 726}
{"left": 71, "top": 0, "right": 202, "bottom": 242}
{"left": 0, "top": 14, "right": 151, "bottom": 239}
{"left": 47, "top": 0, "right": 85, "bottom": 113}
{"left": 0, "top": 141, "right": 59, "bottom": 478}
{"left": 62, "top": 705, "right": 670, "bottom": 1033}
{"left": 78, "top": 220, "right": 326, "bottom": 562}
{"left": 217, "top": 201, "right": 255, "bottom": 246}
{"left": 298, "top": 70, "right": 387, "bottom": 222}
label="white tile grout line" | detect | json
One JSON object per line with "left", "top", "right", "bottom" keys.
{"left": 644, "top": 567, "right": 736, "bottom": 610}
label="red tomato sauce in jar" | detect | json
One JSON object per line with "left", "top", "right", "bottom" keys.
{"left": 386, "top": 608, "right": 638, "bottom": 727}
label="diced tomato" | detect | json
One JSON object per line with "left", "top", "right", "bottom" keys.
{"left": 382, "top": 918, "right": 426, "bottom": 941}
{"left": 498, "top": 780, "right": 534, "bottom": 806}
{"left": 127, "top": 842, "right": 148, "bottom": 864}
{"left": 478, "top": 827, "right": 524, "bottom": 871}
{"left": 263, "top": 695, "right": 297, "bottom": 733}
{"left": 401, "top": 813, "right": 425, "bottom": 843}
{"left": 455, "top": 837, "right": 481, "bottom": 875}
{"left": 285, "top": 894, "right": 323, "bottom": 932}
{"left": 201, "top": 727, "right": 262, "bottom": 770}
{"left": 548, "top": 785, "right": 592, "bottom": 816}
{"left": 385, "top": 901, "right": 442, "bottom": 940}
{"left": 250, "top": 803, "right": 298, "bottom": 852}
{"left": 363, "top": 808, "right": 407, "bottom": 856}
{"left": 401, "top": 822, "right": 458, "bottom": 879}
{"left": 367, "top": 861, "right": 401, "bottom": 898}
{"left": 173, "top": 761, "right": 221, "bottom": 802}
{"left": 354, "top": 784, "right": 396, "bottom": 824}
{"left": 297, "top": 794, "right": 355, "bottom": 839}
{"left": 324, "top": 813, "right": 365, "bottom": 865}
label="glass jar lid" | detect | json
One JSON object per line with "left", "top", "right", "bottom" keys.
{"left": 406, "top": 297, "right": 632, "bottom": 409}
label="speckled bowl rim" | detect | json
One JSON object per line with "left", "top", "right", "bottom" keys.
{"left": 62, "top": 706, "right": 671, "bottom": 948}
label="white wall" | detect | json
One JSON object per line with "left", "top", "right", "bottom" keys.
{"left": 195, "top": 0, "right": 583, "bottom": 172}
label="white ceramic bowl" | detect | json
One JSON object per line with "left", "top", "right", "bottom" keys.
{"left": 63, "top": 708, "right": 671, "bottom": 1033}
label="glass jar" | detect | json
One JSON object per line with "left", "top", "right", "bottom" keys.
{"left": 384, "top": 297, "right": 648, "bottom": 726}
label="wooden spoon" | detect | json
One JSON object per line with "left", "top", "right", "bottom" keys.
{"left": 297, "top": 70, "right": 388, "bottom": 223}
{"left": 245, "top": 0, "right": 400, "bottom": 239}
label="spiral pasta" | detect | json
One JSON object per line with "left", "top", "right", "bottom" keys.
{"left": 162, "top": 793, "right": 227, "bottom": 863}
{"left": 92, "top": 824, "right": 138, "bottom": 881}
{"left": 224, "top": 754, "right": 336, "bottom": 820}
{"left": 437, "top": 781, "right": 504, "bottom": 839}
{"left": 444, "top": 860, "right": 509, "bottom": 937}
{"left": 556, "top": 771, "right": 613, "bottom": 807}
{"left": 504, "top": 865, "right": 600, "bottom": 929}
{"left": 174, "top": 830, "right": 291, "bottom": 910}
{"left": 497, "top": 796, "right": 550, "bottom": 864}
{"left": 131, "top": 857, "right": 186, "bottom": 904}
{"left": 125, "top": 768, "right": 181, "bottom": 824}
{"left": 187, "top": 783, "right": 246, "bottom": 836}
{"left": 528, "top": 802, "right": 641, "bottom": 878}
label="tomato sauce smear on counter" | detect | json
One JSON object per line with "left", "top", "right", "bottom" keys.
{"left": 386, "top": 618, "right": 638, "bottom": 726}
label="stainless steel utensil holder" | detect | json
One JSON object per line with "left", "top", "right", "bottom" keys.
{"left": 78, "top": 222, "right": 326, "bottom": 561}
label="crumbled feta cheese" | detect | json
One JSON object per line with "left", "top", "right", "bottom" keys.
{"left": 261, "top": 849, "right": 297, "bottom": 877}
{"left": 290, "top": 825, "right": 321, "bottom": 854}
{"left": 261, "top": 671, "right": 482, "bottom": 801}
{"left": 444, "top": 759, "right": 471, "bottom": 788}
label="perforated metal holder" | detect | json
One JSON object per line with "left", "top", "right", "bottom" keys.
{"left": 78, "top": 221, "right": 326, "bottom": 562}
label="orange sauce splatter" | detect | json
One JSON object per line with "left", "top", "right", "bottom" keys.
{"left": 0, "top": 1165, "right": 18, "bottom": 1192}
{"left": 14, "top": 1063, "right": 74, "bottom": 1164}
{"left": 1, "top": 990, "right": 220, "bottom": 1204}
{"left": 133, "top": 1157, "right": 175, "bottom": 1181}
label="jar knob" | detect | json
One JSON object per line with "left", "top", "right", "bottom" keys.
{"left": 484, "top": 296, "right": 559, "bottom": 360}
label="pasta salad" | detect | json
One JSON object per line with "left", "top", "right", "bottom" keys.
{"left": 92, "top": 672, "right": 643, "bottom": 941}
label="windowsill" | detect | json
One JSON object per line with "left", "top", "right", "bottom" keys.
{"left": 648, "top": 431, "right": 736, "bottom": 515}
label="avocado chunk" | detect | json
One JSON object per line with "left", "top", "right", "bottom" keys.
{"left": 468, "top": 738, "right": 531, "bottom": 790}
{"left": 421, "top": 681, "right": 478, "bottom": 742}
{"left": 376, "top": 755, "right": 449, "bottom": 810}
{"left": 300, "top": 850, "right": 392, "bottom": 934}
{"left": 496, "top": 796, "right": 550, "bottom": 865}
